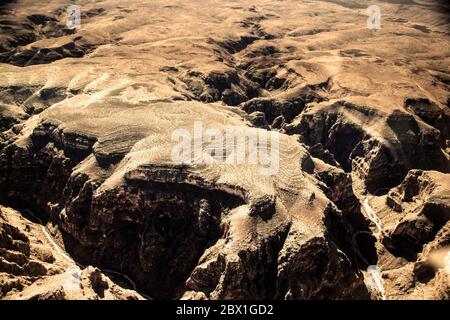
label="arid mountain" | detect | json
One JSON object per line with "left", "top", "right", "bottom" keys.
{"left": 0, "top": 0, "right": 449, "bottom": 300}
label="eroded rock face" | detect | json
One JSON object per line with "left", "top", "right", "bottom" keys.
{"left": 4, "top": 265, "right": 144, "bottom": 300}
{"left": 0, "top": 0, "right": 449, "bottom": 300}
{"left": 286, "top": 102, "right": 449, "bottom": 193}
{"left": 0, "top": 212, "right": 48, "bottom": 282}
{"left": 368, "top": 170, "right": 450, "bottom": 299}
{"left": 0, "top": 206, "right": 143, "bottom": 300}
{"left": 384, "top": 170, "right": 450, "bottom": 258}
{"left": 0, "top": 100, "right": 370, "bottom": 299}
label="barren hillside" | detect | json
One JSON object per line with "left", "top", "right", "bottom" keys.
{"left": 0, "top": 0, "right": 449, "bottom": 300}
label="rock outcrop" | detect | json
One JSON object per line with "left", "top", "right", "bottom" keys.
{"left": 368, "top": 170, "right": 450, "bottom": 299}
{"left": 0, "top": 206, "right": 143, "bottom": 300}
{"left": 385, "top": 170, "right": 450, "bottom": 258}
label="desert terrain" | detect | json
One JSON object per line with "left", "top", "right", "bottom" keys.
{"left": 0, "top": 0, "right": 449, "bottom": 300}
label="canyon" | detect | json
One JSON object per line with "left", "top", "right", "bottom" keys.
{"left": 0, "top": 0, "right": 449, "bottom": 300}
